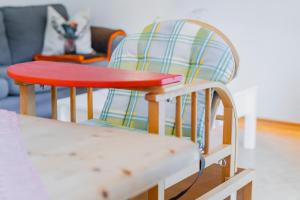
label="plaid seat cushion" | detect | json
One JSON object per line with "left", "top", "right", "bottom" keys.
{"left": 98, "top": 19, "right": 236, "bottom": 148}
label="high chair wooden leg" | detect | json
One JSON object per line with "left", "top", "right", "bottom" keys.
{"left": 148, "top": 100, "right": 165, "bottom": 135}
{"left": 176, "top": 96, "right": 182, "bottom": 137}
{"left": 148, "top": 183, "right": 164, "bottom": 200}
{"left": 241, "top": 182, "right": 252, "bottom": 200}
{"left": 222, "top": 107, "right": 235, "bottom": 199}
{"left": 70, "top": 87, "right": 76, "bottom": 123}
{"left": 204, "top": 88, "right": 211, "bottom": 154}
{"left": 87, "top": 88, "right": 93, "bottom": 120}
{"left": 51, "top": 86, "right": 57, "bottom": 120}
{"left": 147, "top": 99, "right": 166, "bottom": 199}
{"left": 222, "top": 107, "right": 235, "bottom": 180}
{"left": 191, "top": 92, "right": 197, "bottom": 143}
{"left": 19, "top": 83, "right": 36, "bottom": 116}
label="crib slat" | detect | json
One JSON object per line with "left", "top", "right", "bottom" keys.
{"left": 176, "top": 96, "right": 182, "bottom": 138}
{"left": 204, "top": 89, "right": 211, "bottom": 154}
{"left": 148, "top": 183, "right": 164, "bottom": 200}
{"left": 51, "top": 86, "right": 57, "bottom": 120}
{"left": 223, "top": 107, "right": 234, "bottom": 181}
{"left": 70, "top": 87, "right": 76, "bottom": 123}
{"left": 148, "top": 101, "right": 166, "bottom": 135}
{"left": 87, "top": 88, "right": 93, "bottom": 120}
{"left": 191, "top": 92, "right": 197, "bottom": 143}
{"left": 216, "top": 115, "right": 224, "bottom": 121}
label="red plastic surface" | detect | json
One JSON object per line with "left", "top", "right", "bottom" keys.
{"left": 7, "top": 61, "right": 182, "bottom": 88}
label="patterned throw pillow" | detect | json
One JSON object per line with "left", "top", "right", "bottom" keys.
{"left": 42, "top": 6, "right": 93, "bottom": 55}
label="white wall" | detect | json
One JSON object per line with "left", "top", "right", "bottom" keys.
{"left": 1, "top": 0, "right": 300, "bottom": 123}
{"left": 85, "top": 0, "right": 300, "bottom": 123}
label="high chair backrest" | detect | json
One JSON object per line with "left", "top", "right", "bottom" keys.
{"left": 100, "top": 19, "right": 239, "bottom": 147}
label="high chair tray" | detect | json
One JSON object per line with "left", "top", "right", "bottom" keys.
{"left": 8, "top": 61, "right": 183, "bottom": 88}
{"left": 19, "top": 115, "right": 199, "bottom": 200}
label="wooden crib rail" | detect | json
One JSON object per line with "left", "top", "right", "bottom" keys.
{"left": 145, "top": 80, "right": 238, "bottom": 182}
{"left": 145, "top": 80, "right": 242, "bottom": 199}
{"left": 50, "top": 80, "right": 242, "bottom": 198}
{"left": 50, "top": 80, "right": 237, "bottom": 170}
{"left": 146, "top": 80, "right": 234, "bottom": 106}
{"left": 47, "top": 80, "right": 248, "bottom": 200}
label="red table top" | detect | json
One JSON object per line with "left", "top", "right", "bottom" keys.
{"left": 7, "top": 61, "right": 183, "bottom": 88}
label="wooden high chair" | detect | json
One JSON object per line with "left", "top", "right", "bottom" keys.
{"left": 8, "top": 19, "right": 254, "bottom": 199}
{"left": 84, "top": 19, "right": 254, "bottom": 199}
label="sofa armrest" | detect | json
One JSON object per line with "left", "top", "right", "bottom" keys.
{"left": 91, "top": 26, "right": 126, "bottom": 59}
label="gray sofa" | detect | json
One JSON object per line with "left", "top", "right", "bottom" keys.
{"left": 0, "top": 4, "right": 125, "bottom": 117}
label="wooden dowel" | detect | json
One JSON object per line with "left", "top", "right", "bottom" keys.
{"left": 204, "top": 88, "right": 211, "bottom": 154}
{"left": 70, "top": 87, "right": 76, "bottom": 123}
{"left": 147, "top": 98, "right": 166, "bottom": 200}
{"left": 148, "top": 101, "right": 165, "bottom": 135}
{"left": 51, "top": 86, "right": 57, "bottom": 120}
{"left": 148, "top": 183, "right": 164, "bottom": 200}
{"left": 223, "top": 107, "right": 233, "bottom": 145}
{"left": 19, "top": 84, "right": 36, "bottom": 116}
{"left": 242, "top": 182, "right": 253, "bottom": 200}
{"left": 223, "top": 107, "right": 234, "bottom": 181}
{"left": 216, "top": 115, "right": 224, "bottom": 121}
{"left": 87, "top": 88, "right": 93, "bottom": 120}
{"left": 176, "top": 96, "right": 182, "bottom": 137}
{"left": 191, "top": 92, "right": 197, "bottom": 143}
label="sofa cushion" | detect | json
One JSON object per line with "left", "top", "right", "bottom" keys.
{"left": 0, "top": 11, "right": 11, "bottom": 65}
{"left": 0, "top": 78, "right": 9, "bottom": 99}
{"left": 1, "top": 4, "right": 68, "bottom": 63}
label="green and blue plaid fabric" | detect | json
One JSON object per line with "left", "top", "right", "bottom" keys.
{"left": 92, "top": 20, "right": 236, "bottom": 148}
